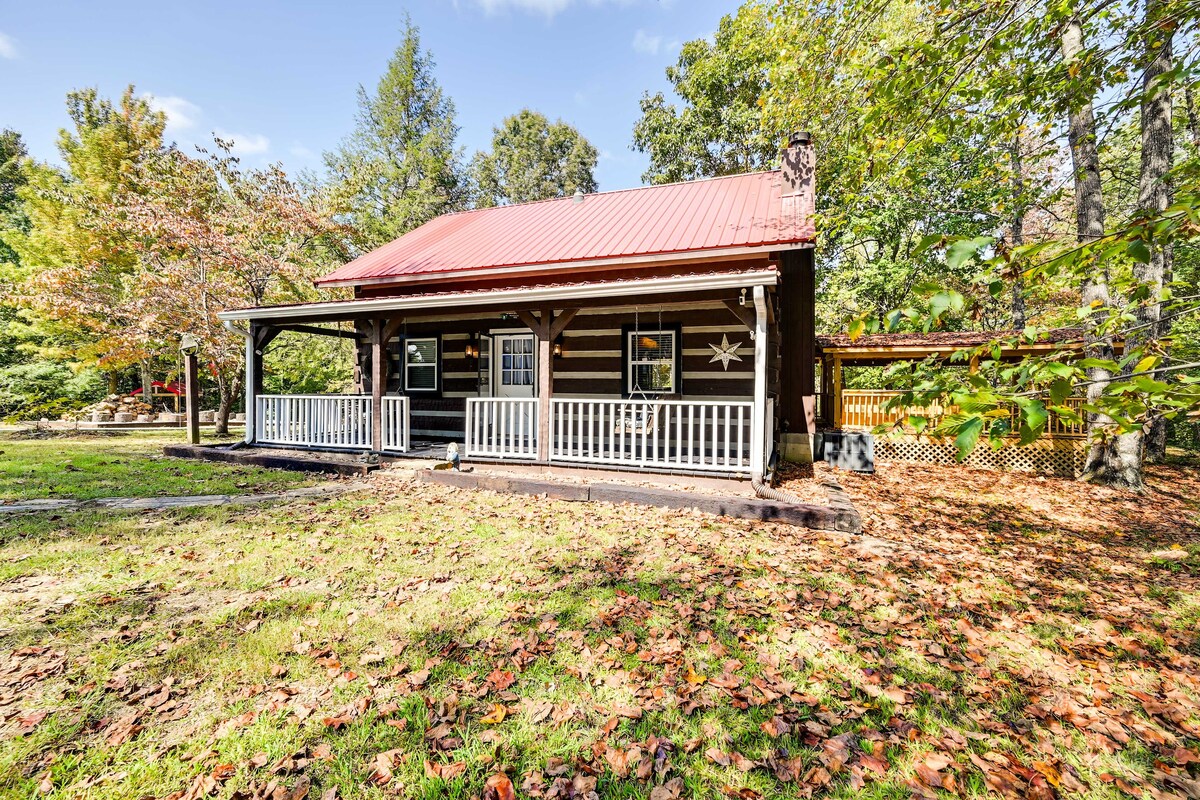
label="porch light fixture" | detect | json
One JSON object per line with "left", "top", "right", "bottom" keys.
{"left": 553, "top": 337, "right": 563, "bottom": 357}
{"left": 465, "top": 335, "right": 478, "bottom": 360}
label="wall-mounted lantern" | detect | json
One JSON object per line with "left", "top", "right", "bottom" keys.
{"left": 553, "top": 336, "right": 563, "bottom": 357}
{"left": 464, "top": 334, "right": 479, "bottom": 360}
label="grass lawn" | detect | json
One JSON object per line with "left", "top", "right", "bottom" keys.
{"left": 0, "top": 431, "right": 319, "bottom": 502}
{"left": 1, "top": 453, "right": 1199, "bottom": 799}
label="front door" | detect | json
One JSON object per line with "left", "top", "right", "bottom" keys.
{"left": 492, "top": 333, "right": 536, "bottom": 450}
{"left": 494, "top": 333, "right": 536, "bottom": 398}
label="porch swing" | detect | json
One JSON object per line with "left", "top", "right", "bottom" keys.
{"left": 614, "top": 307, "right": 665, "bottom": 436}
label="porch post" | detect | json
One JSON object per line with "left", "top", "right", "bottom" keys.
{"left": 537, "top": 319, "right": 552, "bottom": 463}
{"left": 832, "top": 356, "right": 844, "bottom": 429}
{"left": 370, "top": 320, "right": 385, "bottom": 452}
{"left": 244, "top": 327, "right": 257, "bottom": 444}
{"left": 751, "top": 285, "right": 769, "bottom": 478}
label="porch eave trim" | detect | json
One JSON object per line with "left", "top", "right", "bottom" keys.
{"left": 217, "top": 269, "right": 780, "bottom": 323}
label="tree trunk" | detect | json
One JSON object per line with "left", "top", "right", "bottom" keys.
{"left": 108, "top": 371, "right": 119, "bottom": 395}
{"left": 1185, "top": 86, "right": 1199, "bottom": 147}
{"left": 1061, "top": 14, "right": 1141, "bottom": 488}
{"left": 1134, "top": 0, "right": 1174, "bottom": 464}
{"left": 139, "top": 359, "right": 154, "bottom": 409}
{"left": 1010, "top": 130, "right": 1027, "bottom": 329}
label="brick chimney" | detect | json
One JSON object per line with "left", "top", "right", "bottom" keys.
{"left": 780, "top": 131, "right": 815, "bottom": 238}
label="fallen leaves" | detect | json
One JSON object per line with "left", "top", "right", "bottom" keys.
{"left": 483, "top": 773, "right": 516, "bottom": 800}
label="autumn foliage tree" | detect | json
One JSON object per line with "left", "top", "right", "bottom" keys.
{"left": 107, "top": 140, "right": 352, "bottom": 433}
{"left": 4, "top": 86, "right": 167, "bottom": 394}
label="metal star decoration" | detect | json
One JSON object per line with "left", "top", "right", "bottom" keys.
{"left": 708, "top": 334, "right": 744, "bottom": 370}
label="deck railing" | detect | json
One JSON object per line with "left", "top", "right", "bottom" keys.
{"left": 465, "top": 397, "right": 539, "bottom": 459}
{"left": 255, "top": 394, "right": 410, "bottom": 452}
{"left": 257, "top": 394, "right": 373, "bottom": 449}
{"left": 550, "top": 398, "right": 754, "bottom": 472}
{"left": 838, "top": 390, "right": 1087, "bottom": 438}
{"left": 381, "top": 396, "right": 411, "bottom": 452}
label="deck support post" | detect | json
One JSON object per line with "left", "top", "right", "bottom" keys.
{"left": 751, "top": 285, "right": 769, "bottom": 479}
{"left": 244, "top": 329, "right": 258, "bottom": 444}
{"left": 832, "top": 356, "right": 843, "bottom": 429}
{"left": 516, "top": 308, "right": 578, "bottom": 463}
{"left": 370, "top": 320, "right": 385, "bottom": 452}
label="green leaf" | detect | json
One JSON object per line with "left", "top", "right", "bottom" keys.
{"left": 847, "top": 318, "right": 866, "bottom": 342}
{"left": 954, "top": 416, "right": 984, "bottom": 461}
{"left": 1127, "top": 239, "right": 1151, "bottom": 264}
{"left": 946, "top": 236, "right": 992, "bottom": 270}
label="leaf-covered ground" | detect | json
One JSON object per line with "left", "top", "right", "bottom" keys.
{"left": 1, "top": 456, "right": 1198, "bottom": 799}
{"left": 0, "top": 432, "right": 318, "bottom": 502}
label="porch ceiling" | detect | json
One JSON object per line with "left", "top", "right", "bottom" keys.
{"left": 218, "top": 269, "right": 779, "bottom": 325}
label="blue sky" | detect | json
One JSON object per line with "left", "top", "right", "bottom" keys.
{"left": 0, "top": 0, "right": 739, "bottom": 192}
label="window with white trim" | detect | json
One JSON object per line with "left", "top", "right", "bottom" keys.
{"left": 404, "top": 337, "right": 438, "bottom": 392}
{"left": 626, "top": 330, "right": 677, "bottom": 395}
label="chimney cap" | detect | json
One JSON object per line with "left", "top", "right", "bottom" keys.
{"left": 789, "top": 131, "right": 812, "bottom": 147}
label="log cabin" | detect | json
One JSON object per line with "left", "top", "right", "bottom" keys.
{"left": 217, "top": 134, "right": 819, "bottom": 481}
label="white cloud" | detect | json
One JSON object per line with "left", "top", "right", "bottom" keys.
{"left": 143, "top": 94, "right": 202, "bottom": 132}
{"left": 631, "top": 29, "right": 662, "bottom": 55}
{"left": 214, "top": 130, "right": 271, "bottom": 157}
{"left": 289, "top": 144, "right": 315, "bottom": 160}
{"left": 0, "top": 31, "right": 18, "bottom": 60}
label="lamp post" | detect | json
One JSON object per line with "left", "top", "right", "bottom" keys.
{"left": 180, "top": 333, "right": 200, "bottom": 445}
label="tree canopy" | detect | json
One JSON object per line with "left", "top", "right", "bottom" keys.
{"left": 323, "top": 18, "right": 465, "bottom": 249}
{"left": 470, "top": 109, "right": 598, "bottom": 207}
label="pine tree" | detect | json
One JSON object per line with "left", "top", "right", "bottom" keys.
{"left": 323, "top": 18, "right": 465, "bottom": 248}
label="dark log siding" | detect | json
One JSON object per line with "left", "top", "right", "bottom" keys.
{"left": 354, "top": 300, "right": 767, "bottom": 441}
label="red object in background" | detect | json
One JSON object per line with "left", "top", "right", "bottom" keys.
{"left": 131, "top": 380, "right": 184, "bottom": 396}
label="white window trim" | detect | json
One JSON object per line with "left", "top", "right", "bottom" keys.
{"left": 626, "top": 329, "right": 677, "bottom": 395}
{"left": 404, "top": 336, "right": 439, "bottom": 393}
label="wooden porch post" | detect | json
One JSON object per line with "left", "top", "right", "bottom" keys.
{"left": 370, "top": 320, "right": 385, "bottom": 452}
{"left": 517, "top": 308, "right": 579, "bottom": 463}
{"left": 832, "top": 356, "right": 844, "bottom": 429}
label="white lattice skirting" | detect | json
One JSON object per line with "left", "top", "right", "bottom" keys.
{"left": 875, "top": 436, "right": 1087, "bottom": 478}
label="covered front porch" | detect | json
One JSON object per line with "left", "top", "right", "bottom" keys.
{"left": 221, "top": 270, "right": 791, "bottom": 479}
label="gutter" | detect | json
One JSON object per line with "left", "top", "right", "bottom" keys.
{"left": 218, "top": 269, "right": 780, "bottom": 323}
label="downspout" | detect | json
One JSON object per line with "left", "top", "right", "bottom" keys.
{"left": 223, "top": 320, "right": 255, "bottom": 446}
{"left": 749, "top": 285, "right": 807, "bottom": 504}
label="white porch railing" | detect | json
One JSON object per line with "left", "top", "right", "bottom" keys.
{"left": 465, "top": 398, "right": 539, "bottom": 459}
{"left": 381, "top": 396, "right": 410, "bottom": 452}
{"left": 550, "top": 399, "right": 754, "bottom": 473}
{"left": 256, "top": 394, "right": 373, "bottom": 450}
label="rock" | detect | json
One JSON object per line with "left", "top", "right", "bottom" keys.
{"left": 113, "top": 412, "right": 135, "bottom": 423}
{"left": 198, "top": 411, "right": 216, "bottom": 423}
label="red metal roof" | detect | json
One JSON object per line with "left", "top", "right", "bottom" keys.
{"left": 316, "top": 170, "right": 814, "bottom": 287}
